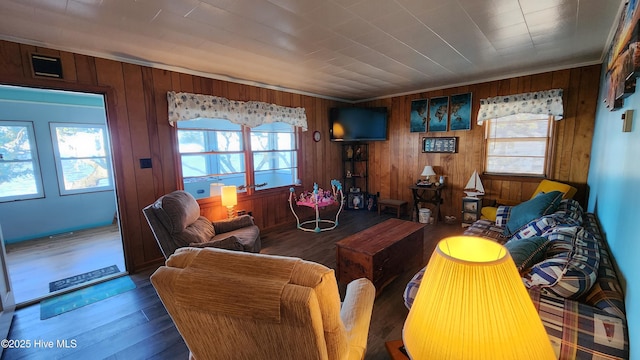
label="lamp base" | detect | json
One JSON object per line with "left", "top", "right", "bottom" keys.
{"left": 226, "top": 206, "right": 236, "bottom": 219}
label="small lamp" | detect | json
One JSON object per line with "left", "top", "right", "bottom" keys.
{"left": 420, "top": 165, "right": 436, "bottom": 183}
{"left": 403, "top": 236, "right": 555, "bottom": 360}
{"left": 220, "top": 185, "right": 237, "bottom": 219}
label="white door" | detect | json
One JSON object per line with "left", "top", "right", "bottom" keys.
{"left": 0, "top": 225, "right": 15, "bottom": 357}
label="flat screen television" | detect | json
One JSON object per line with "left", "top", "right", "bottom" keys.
{"left": 329, "top": 107, "right": 388, "bottom": 142}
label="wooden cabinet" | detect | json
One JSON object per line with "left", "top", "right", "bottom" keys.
{"left": 461, "top": 197, "right": 482, "bottom": 227}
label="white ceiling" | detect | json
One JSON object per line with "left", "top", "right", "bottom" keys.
{"left": 0, "top": 0, "right": 624, "bottom": 102}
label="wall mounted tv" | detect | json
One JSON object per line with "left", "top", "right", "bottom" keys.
{"left": 329, "top": 107, "right": 388, "bottom": 142}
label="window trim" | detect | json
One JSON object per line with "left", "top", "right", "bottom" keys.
{"left": 483, "top": 114, "right": 555, "bottom": 178}
{"left": 0, "top": 120, "right": 44, "bottom": 202}
{"left": 49, "top": 122, "right": 114, "bottom": 196}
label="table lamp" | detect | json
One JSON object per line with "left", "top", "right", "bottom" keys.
{"left": 221, "top": 185, "right": 237, "bottom": 219}
{"left": 420, "top": 165, "right": 436, "bottom": 183}
{"left": 402, "top": 236, "right": 555, "bottom": 360}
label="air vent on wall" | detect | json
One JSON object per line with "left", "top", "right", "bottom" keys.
{"left": 30, "top": 54, "right": 63, "bottom": 79}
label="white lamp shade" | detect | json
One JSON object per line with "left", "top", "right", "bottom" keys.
{"left": 220, "top": 186, "right": 237, "bottom": 207}
{"left": 420, "top": 165, "right": 436, "bottom": 177}
{"left": 402, "top": 236, "right": 555, "bottom": 360}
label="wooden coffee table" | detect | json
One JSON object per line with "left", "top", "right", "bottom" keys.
{"left": 335, "top": 218, "right": 426, "bottom": 295}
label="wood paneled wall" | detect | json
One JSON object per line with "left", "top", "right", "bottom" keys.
{"left": 0, "top": 40, "right": 344, "bottom": 272}
{"left": 360, "top": 65, "right": 601, "bottom": 219}
{"left": 0, "top": 39, "right": 601, "bottom": 272}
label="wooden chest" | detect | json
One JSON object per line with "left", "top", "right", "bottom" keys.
{"left": 335, "top": 219, "right": 426, "bottom": 295}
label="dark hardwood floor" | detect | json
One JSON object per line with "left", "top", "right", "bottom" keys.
{"left": 2, "top": 209, "right": 464, "bottom": 360}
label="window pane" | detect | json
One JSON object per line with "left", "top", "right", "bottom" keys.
{"left": 181, "top": 153, "right": 245, "bottom": 177}
{"left": 486, "top": 139, "right": 546, "bottom": 157}
{"left": 486, "top": 156, "right": 545, "bottom": 175}
{"left": 178, "top": 131, "right": 205, "bottom": 153}
{"left": 215, "top": 131, "right": 242, "bottom": 151}
{"left": 250, "top": 132, "right": 269, "bottom": 151}
{"left": 0, "top": 162, "right": 39, "bottom": 197}
{"left": 0, "top": 121, "right": 43, "bottom": 201}
{"left": 0, "top": 125, "right": 34, "bottom": 160}
{"left": 255, "top": 169, "right": 297, "bottom": 190}
{"left": 56, "top": 126, "right": 107, "bottom": 158}
{"left": 491, "top": 119, "right": 549, "bottom": 138}
{"left": 61, "top": 158, "right": 111, "bottom": 190}
{"left": 253, "top": 151, "right": 295, "bottom": 171}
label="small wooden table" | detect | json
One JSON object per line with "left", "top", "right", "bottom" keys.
{"left": 377, "top": 198, "right": 408, "bottom": 218}
{"left": 409, "top": 184, "right": 444, "bottom": 223}
{"left": 335, "top": 219, "right": 426, "bottom": 295}
{"left": 385, "top": 340, "right": 409, "bottom": 360}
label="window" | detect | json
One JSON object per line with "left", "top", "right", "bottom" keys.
{"left": 484, "top": 113, "right": 552, "bottom": 176}
{"left": 176, "top": 119, "right": 299, "bottom": 196}
{"left": 50, "top": 123, "right": 113, "bottom": 195}
{"left": 177, "top": 118, "right": 246, "bottom": 189}
{"left": 0, "top": 121, "right": 44, "bottom": 201}
{"left": 251, "top": 123, "right": 297, "bottom": 190}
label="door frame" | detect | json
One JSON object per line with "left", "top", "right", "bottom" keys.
{"left": 0, "top": 76, "right": 132, "bottom": 274}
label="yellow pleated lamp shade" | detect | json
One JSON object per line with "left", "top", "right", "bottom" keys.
{"left": 402, "top": 236, "right": 555, "bottom": 360}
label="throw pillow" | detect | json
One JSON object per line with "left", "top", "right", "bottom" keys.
{"left": 504, "top": 236, "right": 550, "bottom": 273}
{"left": 504, "top": 191, "right": 563, "bottom": 236}
{"left": 523, "top": 226, "right": 600, "bottom": 299}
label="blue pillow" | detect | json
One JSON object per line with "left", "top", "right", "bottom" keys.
{"left": 504, "top": 191, "right": 563, "bottom": 236}
{"left": 505, "top": 236, "right": 549, "bottom": 272}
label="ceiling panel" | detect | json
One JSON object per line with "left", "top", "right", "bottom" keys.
{"left": 0, "top": 0, "right": 625, "bottom": 101}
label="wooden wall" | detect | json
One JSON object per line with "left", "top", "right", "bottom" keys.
{"left": 0, "top": 39, "right": 601, "bottom": 272}
{"left": 0, "top": 40, "right": 344, "bottom": 272}
{"left": 360, "top": 65, "right": 601, "bottom": 220}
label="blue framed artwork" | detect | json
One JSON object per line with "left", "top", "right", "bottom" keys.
{"left": 410, "top": 99, "right": 428, "bottom": 132}
{"left": 449, "top": 93, "right": 472, "bottom": 131}
{"left": 428, "top": 96, "right": 448, "bottom": 132}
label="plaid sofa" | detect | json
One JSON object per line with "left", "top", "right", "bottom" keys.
{"left": 404, "top": 200, "right": 628, "bottom": 359}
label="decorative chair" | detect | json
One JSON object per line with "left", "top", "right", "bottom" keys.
{"left": 151, "top": 247, "right": 376, "bottom": 360}
{"left": 480, "top": 179, "right": 577, "bottom": 221}
{"left": 142, "top": 190, "right": 260, "bottom": 258}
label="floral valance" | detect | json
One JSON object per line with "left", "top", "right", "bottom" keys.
{"left": 477, "top": 89, "right": 564, "bottom": 125}
{"left": 167, "top": 91, "right": 308, "bottom": 131}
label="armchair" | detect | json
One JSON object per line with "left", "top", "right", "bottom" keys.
{"left": 480, "top": 179, "right": 577, "bottom": 221}
{"left": 143, "top": 190, "right": 260, "bottom": 258}
{"left": 151, "top": 247, "right": 376, "bottom": 360}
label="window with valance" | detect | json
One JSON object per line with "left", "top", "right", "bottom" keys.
{"left": 478, "top": 89, "right": 564, "bottom": 176}
{"left": 167, "top": 91, "right": 307, "bottom": 198}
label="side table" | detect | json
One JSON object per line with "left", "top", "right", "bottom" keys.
{"left": 461, "top": 196, "right": 482, "bottom": 227}
{"left": 409, "top": 184, "right": 444, "bottom": 223}
{"left": 385, "top": 340, "right": 409, "bottom": 360}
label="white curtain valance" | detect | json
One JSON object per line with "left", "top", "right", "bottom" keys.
{"left": 477, "top": 89, "right": 564, "bottom": 125}
{"left": 167, "top": 91, "right": 308, "bottom": 131}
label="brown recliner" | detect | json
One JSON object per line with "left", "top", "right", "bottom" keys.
{"left": 142, "top": 190, "right": 260, "bottom": 258}
{"left": 151, "top": 247, "right": 376, "bottom": 360}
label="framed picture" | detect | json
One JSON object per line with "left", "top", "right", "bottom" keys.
{"left": 410, "top": 99, "right": 428, "bottom": 132}
{"left": 449, "top": 93, "right": 472, "bottom": 131}
{"left": 428, "top": 96, "right": 448, "bottom": 132}
{"left": 422, "top": 137, "right": 458, "bottom": 153}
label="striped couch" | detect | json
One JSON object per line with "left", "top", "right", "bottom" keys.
{"left": 404, "top": 199, "right": 629, "bottom": 359}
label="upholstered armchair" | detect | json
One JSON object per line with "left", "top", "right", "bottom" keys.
{"left": 480, "top": 179, "right": 577, "bottom": 221}
{"left": 143, "top": 190, "right": 260, "bottom": 258}
{"left": 151, "top": 247, "right": 376, "bottom": 360}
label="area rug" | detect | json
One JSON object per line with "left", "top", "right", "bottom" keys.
{"left": 49, "top": 265, "right": 121, "bottom": 292}
{"left": 40, "top": 276, "right": 136, "bottom": 320}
